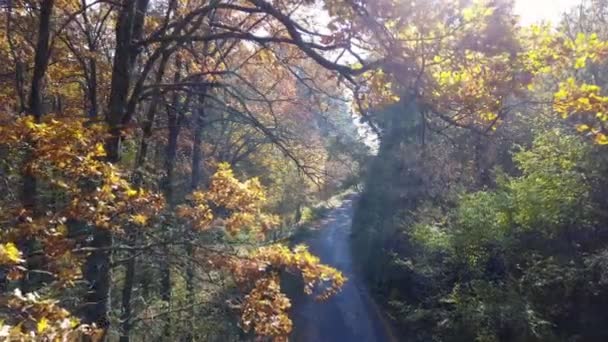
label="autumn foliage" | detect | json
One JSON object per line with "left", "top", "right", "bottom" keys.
{"left": 0, "top": 114, "right": 349, "bottom": 340}
{"left": 6, "top": 0, "right": 608, "bottom": 340}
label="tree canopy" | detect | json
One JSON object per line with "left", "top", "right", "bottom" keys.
{"left": 2, "top": 0, "right": 608, "bottom": 341}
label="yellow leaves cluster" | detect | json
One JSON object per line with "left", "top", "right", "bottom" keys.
{"left": 356, "top": 0, "right": 608, "bottom": 139}
{"left": 252, "top": 244, "right": 347, "bottom": 300}
{"left": 1, "top": 289, "right": 83, "bottom": 341}
{"left": 554, "top": 78, "right": 608, "bottom": 144}
{"left": 518, "top": 29, "right": 608, "bottom": 145}
{"left": 177, "top": 162, "right": 279, "bottom": 235}
{"left": 0, "top": 114, "right": 164, "bottom": 288}
{"left": 228, "top": 244, "right": 346, "bottom": 339}
{"left": 0, "top": 243, "right": 23, "bottom": 265}
{"left": 0, "top": 115, "right": 165, "bottom": 232}
{"left": 554, "top": 79, "right": 607, "bottom": 118}
{"left": 176, "top": 199, "right": 214, "bottom": 231}
{"left": 423, "top": 23, "right": 608, "bottom": 136}
{"left": 0, "top": 242, "right": 26, "bottom": 281}
{"left": 461, "top": 0, "right": 495, "bottom": 22}
{"left": 207, "top": 163, "right": 266, "bottom": 211}
{"left": 429, "top": 50, "right": 516, "bottom": 127}
{"left": 522, "top": 28, "right": 608, "bottom": 75}
{"left": 240, "top": 275, "right": 293, "bottom": 339}
{"left": 568, "top": 32, "right": 608, "bottom": 69}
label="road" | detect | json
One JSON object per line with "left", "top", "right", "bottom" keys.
{"left": 289, "top": 196, "right": 396, "bottom": 342}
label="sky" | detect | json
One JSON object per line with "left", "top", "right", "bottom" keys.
{"left": 514, "top": 0, "right": 580, "bottom": 25}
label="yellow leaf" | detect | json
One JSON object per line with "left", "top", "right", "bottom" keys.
{"left": 595, "top": 133, "right": 608, "bottom": 145}
{"left": 131, "top": 214, "right": 148, "bottom": 226}
{"left": 462, "top": 7, "right": 475, "bottom": 21}
{"left": 575, "top": 56, "right": 587, "bottom": 69}
{"left": 126, "top": 188, "right": 138, "bottom": 197}
{"left": 37, "top": 317, "right": 48, "bottom": 333}
{"left": 577, "top": 124, "right": 591, "bottom": 132}
{"left": 70, "top": 317, "right": 79, "bottom": 328}
{"left": 1, "top": 243, "right": 23, "bottom": 264}
{"left": 94, "top": 143, "right": 106, "bottom": 157}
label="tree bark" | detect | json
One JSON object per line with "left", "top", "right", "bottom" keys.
{"left": 87, "top": 57, "right": 99, "bottom": 118}
{"left": 83, "top": 229, "right": 113, "bottom": 330}
{"left": 191, "top": 91, "right": 207, "bottom": 190}
{"left": 134, "top": 53, "right": 170, "bottom": 175}
{"left": 161, "top": 56, "right": 183, "bottom": 204}
{"left": 83, "top": 0, "right": 150, "bottom": 336}
{"left": 119, "top": 231, "right": 137, "bottom": 342}
{"left": 183, "top": 90, "right": 207, "bottom": 342}
{"left": 29, "top": 0, "right": 54, "bottom": 119}
{"left": 18, "top": 0, "right": 55, "bottom": 293}
{"left": 119, "top": 52, "right": 171, "bottom": 342}
{"left": 6, "top": 3, "right": 27, "bottom": 113}
{"left": 160, "top": 246, "right": 172, "bottom": 340}
{"left": 159, "top": 55, "right": 183, "bottom": 341}
{"left": 105, "top": 0, "right": 150, "bottom": 160}
{"left": 21, "top": 0, "right": 54, "bottom": 214}
{"left": 185, "top": 242, "right": 196, "bottom": 342}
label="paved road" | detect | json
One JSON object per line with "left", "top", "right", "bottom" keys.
{"left": 289, "top": 197, "right": 396, "bottom": 342}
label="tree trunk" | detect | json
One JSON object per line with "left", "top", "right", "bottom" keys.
{"left": 191, "top": 91, "right": 207, "bottom": 190}
{"left": 87, "top": 57, "right": 98, "bottom": 118}
{"left": 83, "top": 0, "right": 149, "bottom": 335}
{"left": 21, "top": 0, "right": 54, "bottom": 213}
{"left": 119, "top": 52, "right": 170, "bottom": 342}
{"left": 185, "top": 242, "right": 196, "bottom": 342}
{"left": 474, "top": 134, "right": 491, "bottom": 188}
{"left": 6, "top": 2, "right": 27, "bottom": 113}
{"left": 105, "top": 0, "right": 150, "bottom": 160}
{"left": 119, "top": 231, "right": 137, "bottom": 342}
{"left": 135, "top": 53, "right": 170, "bottom": 175}
{"left": 160, "top": 246, "right": 172, "bottom": 340}
{"left": 183, "top": 90, "right": 207, "bottom": 342}
{"left": 161, "top": 56, "right": 183, "bottom": 204}
{"left": 18, "top": 0, "right": 55, "bottom": 293}
{"left": 83, "top": 229, "right": 113, "bottom": 330}
{"left": 29, "top": 0, "right": 54, "bottom": 119}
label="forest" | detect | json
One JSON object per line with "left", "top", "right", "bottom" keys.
{"left": 1, "top": 0, "right": 608, "bottom": 341}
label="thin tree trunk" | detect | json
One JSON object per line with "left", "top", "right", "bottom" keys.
{"left": 6, "top": 2, "right": 27, "bottom": 112}
{"left": 83, "top": 229, "right": 113, "bottom": 330}
{"left": 119, "top": 231, "right": 137, "bottom": 342}
{"left": 159, "top": 55, "right": 183, "bottom": 341}
{"left": 161, "top": 56, "right": 183, "bottom": 204}
{"left": 185, "top": 242, "right": 196, "bottom": 342}
{"left": 135, "top": 53, "right": 170, "bottom": 174}
{"left": 184, "top": 90, "right": 207, "bottom": 342}
{"left": 160, "top": 247, "right": 172, "bottom": 340}
{"left": 87, "top": 57, "right": 98, "bottom": 118}
{"left": 191, "top": 91, "right": 207, "bottom": 190}
{"left": 119, "top": 52, "right": 171, "bottom": 342}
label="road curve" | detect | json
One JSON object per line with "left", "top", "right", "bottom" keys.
{"left": 289, "top": 196, "right": 396, "bottom": 342}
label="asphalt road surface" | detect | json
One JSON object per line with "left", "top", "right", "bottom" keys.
{"left": 289, "top": 196, "right": 397, "bottom": 342}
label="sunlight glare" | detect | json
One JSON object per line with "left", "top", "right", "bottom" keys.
{"left": 514, "top": 0, "right": 580, "bottom": 24}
